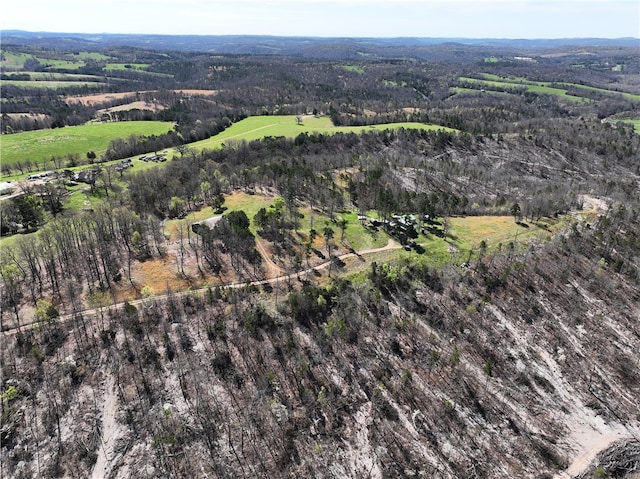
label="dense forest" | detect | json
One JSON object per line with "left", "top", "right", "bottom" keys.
{"left": 1, "top": 35, "right": 639, "bottom": 479}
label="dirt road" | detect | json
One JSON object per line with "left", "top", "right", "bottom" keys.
{"left": 1, "top": 239, "right": 400, "bottom": 336}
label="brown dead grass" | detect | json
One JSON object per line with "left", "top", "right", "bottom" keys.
{"left": 65, "top": 92, "right": 139, "bottom": 106}
{"left": 5, "top": 113, "right": 50, "bottom": 120}
{"left": 97, "top": 101, "right": 165, "bottom": 114}
{"left": 132, "top": 254, "right": 196, "bottom": 294}
{"left": 66, "top": 89, "right": 218, "bottom": 106}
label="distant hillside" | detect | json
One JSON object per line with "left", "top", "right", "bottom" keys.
{"left": 2, "top": 30, "right": 638, "bottom": 59}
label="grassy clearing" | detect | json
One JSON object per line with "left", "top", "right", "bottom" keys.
{"left": 164, "top": 192, "right": 275, "bottom": 240}
{"left": 459, "top": 77, "right": 589, "bottom": 103}
{"left": 63, "top": 185, "right": 107, "bottom": 211}
{"left": 626, "top": 119, "right": 640, "bottom": 133}
{"left": 104, "top": 63, "right": 150, "bottom": 71}
{"left": 332, "top": 211, "right": 389, "bottom": 251}
{"left": 451, "top": 87, "right": 514, "bottom": 98}
{"left": 72, "top": 52, "right": 111, "bottom": 61}
{"left": 468, "top": 74, "right": 640, "bottom": 102}
{"left": 16, "top": 72, "right": 103, "bottom": 81}
{"left": 165, "top": 192, "right": 555, "bottom": 266}
{"left": 1, "top": 80, "right": 106, "bottom": 89}
{"left": 39, "top": 58, "right": 85, "bottom": 70}
{"left": 164, "top": 193, "right": 390, "bottom": 252}
{"left": 133, "top": 255, "right": 194, "bottom": 295}
{"left": 387, "top": 215, "right": 556, "bottom": 268}
{"left": 336, "top": 214, "right": 559, "bottom": 279}
{"left": 1, "top": 121, "right": 174, "bottom": 167}
{"left": 341, "top": 65, "right": 365, "bottom": 74}
{"left": 190, "top": 115, "right": 456, "bottom": 151}
{"left": 1, "top": 51, "right": 32, "bottom": 70}
{"left": 553, "top": 82, "right": 640, "bottom": 102}
{"left": 447, "top": 215, "right": 555, "bottom": 251}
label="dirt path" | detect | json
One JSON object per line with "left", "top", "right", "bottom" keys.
{"left": 91, "top": 374, "right": 121, "bottom": 479}
{"left": 1, "top": 239, "right": 400, "bottom": 336}
{"left": 553, "top": 408, "right": 639, "bottom": 479}
{"left": 255, "top": 237, "right": 284, "bottom": 277}
{"left": 555, "top": 432, "right": 635, "bottom": 478}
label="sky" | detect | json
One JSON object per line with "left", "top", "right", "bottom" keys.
{"left": 2, "top": 0, "right": 639, "bottom": 39}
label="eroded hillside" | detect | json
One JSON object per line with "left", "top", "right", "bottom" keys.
{"left": 2, "top": 205, "right": 639, "bottom": 479}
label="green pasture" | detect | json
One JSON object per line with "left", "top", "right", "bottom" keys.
{"left": 164, "top": 191, "right": 274, "bottom": 240}
{"left": 385, "top": 215, "right": 556, "bottom": 267}
{"left": 1, "top": 51, "right": 33, "bottom": 70}
{"left": 469, "top": 74, "right": 640, "bottom": 102}
{"left": 1, "top": 80, "right": 106, "bottom": 89}
{"left": 104, "top": 63, "right": 150, "bottom": 71}
{"left": 332, "top": 211, "right": 389, "bottom": 251}
{"left": 554, "top": 83, "right": 640, "bottom": 102}
{"left": 1, "top": 121, "right": 174, "bottom": 167}
{"left": 11, "top": 71, "right": 104, "bottom": 81}
{"left": 72, "top": 52, "right": 111, "bottom": 61}
{"left": 164, "top": 191, "right": 555, "bottom": 267}
{"left": 451, "top": 87, "right": 513, "bottom": 98}
{"left": 447, "top": 215, "right": 556, "bottom": 252}
{"left": 477, "top": 73, "right": 529, "bottom": 82}
{"left": 459, "top": 77, "right": 589, "bottom": 103}
{"left": 341, "top": 65, "right": 365, "bottom": 74}
{"left": 625, "top": 119, "right": 640, "bottom": 133}
{"left": 190, "top": 115, "right": 457, "bottom": 151}
{"left": 164, "top": 193, "right": 391, "bottom": 253}
{"left": 38, "top": 58, "right": 85, "bottom": 70}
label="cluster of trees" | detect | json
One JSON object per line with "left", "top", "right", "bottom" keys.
{"left": 3, "top": 40, "right": 638, "bottom": 134}
{"left": 2, "top": 199, "right": 639, "bottom": 478}
{"left": 1, "top": 41, "right": 639, "bottom": 311}
{"left": 2, "top": 39, "right": 640, "bottom": 478}
{"left": 0, "top": 206, "right": 165, "bottom": 323}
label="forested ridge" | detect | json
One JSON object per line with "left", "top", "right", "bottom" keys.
{"left": 1, "top": 38, "right": 640, "bottom": 478}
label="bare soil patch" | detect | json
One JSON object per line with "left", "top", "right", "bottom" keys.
{"left": 97, "top": 101, "right": 165, "bottom": 114}
{"left": 65, "top": 92, "right": 139, "bottom": 106}
{"left": 65, "top": 90, "right": 219, "bottom": 106}
{"left": 5, "top": 113, "right": 49, "bottom": 120}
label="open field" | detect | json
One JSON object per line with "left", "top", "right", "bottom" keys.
{"left": 461, "top": 74, "right": 640, "bottom": 102}
{"left": 97, "top": 101, "right": 165, "bottom": 114}
{"left": 451, "top": 86, "right": 514, "bottom": 98}
{"left": 554, "top": 82, "right": 640, "bottom": 102}
{"left": 145, "top": 207, "right": 558, "bottom": 293}
{"left": 1, "top": 51, "right": 34, "bottom": 70}
{"left": 1, "top": 121, "right": 174, "bottom": 166}
{"left": 190, "top": 115, "right": 456, "bottom": 151}
{"left": 341, "top": 65, "right": 365, "bottom": 74}
{"left": 161, "top": 191, "right": 559, "bottom": 279}
{"left": 71, "top": 52, "right": 111, "bottom": 61}
{"left": 103, "top": 63, "right": 150, "bottom": 71}
{"left": 459, "top": 76, "right": 589, "bottom": 103}
{"left": 4, "top": 113, "right": 49, "bottom": 121}
{"left": 624, "top": 119, "right": 640, "bottom": 133}
{"left": 9, "top": 71, "right": 103, "bottom": 81}
{"left": 37, "top": 58, "right": 86, "bottom": 70}
{"left": 1, "top": 80, "right": 107, "bottom": 89}
{"left": 65, "top": 89, "right": 218, "bottom": 106}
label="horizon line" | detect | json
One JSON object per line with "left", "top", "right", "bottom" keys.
{"left": 2, "top": 30, "right": 639, "bottom": 42}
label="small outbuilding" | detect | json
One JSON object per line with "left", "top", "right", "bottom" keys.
{"left": 192, "top": 215, "right": 223, "bottom": 235}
